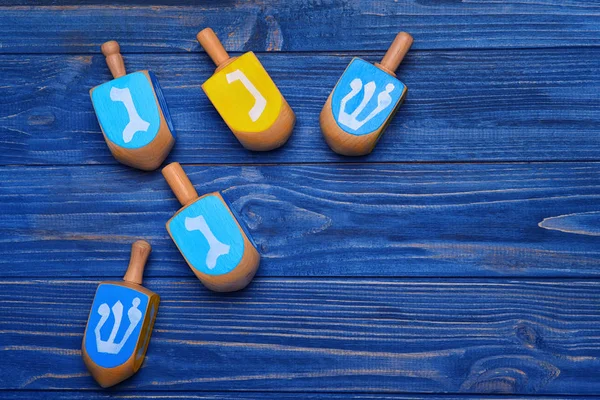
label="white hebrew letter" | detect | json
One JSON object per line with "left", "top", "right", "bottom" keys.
{"left": 338, "top": 79, "right": 395, "bottom": 131}
{"left": 110, "top": 87, "right": 150, "bottom": 143}
{"left": 185, "top": 215, "right": 230, "bottom": 269}
{"left": 95, "top": 297, "right": 142, "bottom": 355}
{"left": 226, "top": 69, "right": 267, "bottom": 122}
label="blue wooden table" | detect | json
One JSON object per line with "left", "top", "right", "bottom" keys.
{"left": 1, "top": 1, "right": 599, "bottom": 398}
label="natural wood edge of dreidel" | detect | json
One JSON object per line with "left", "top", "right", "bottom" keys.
{"left": 320, "top": 87, "right": 407, "bottom": 157}
{"left": 232, "top": 96, "right": 296, "bottom": 151}
{"left": 133, "top": 291, "right": 160, "bottom": 372}
{"left": 319, "top": 94, "right": 380, "bottom": 156}
{"left": 89, "top": 71, "right": 175, "bottom": 171}
{"left": 165, "top": 192, "right": 261, "bottom": 292}
{"left": 81, "top": 281, "right": 159, "bottom": 388}
{"left": 82, "top": 345, "right": 136, "bottom": 388}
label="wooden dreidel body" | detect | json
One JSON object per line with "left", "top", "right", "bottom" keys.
{"left": 320, "top": 32, "right": 413, "bottom": 156}
{"left": 90, "top": 41, "right": 176, "bottom": 170}
{"left": 82, "top": 240, "right": 160, "bottom": 388}
{"left": 163, "top": 162, "right": 260, "bottom": 292}
{"left": 198, "top": 28, "right": 295, "bottom": 151}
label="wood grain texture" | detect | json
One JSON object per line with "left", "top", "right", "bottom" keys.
{"left": 1, "top": 2, "right": 599, "bottom": 398}
{"left": 0, "top": 163, "right": 598, "bottom": 278}
{"left": 0, "top": 393, "right": 587, "bottom": 400}
{"left": 1, "top": 278, "right": 600, "bottom": 393}
{"left": 2, "top": 48, "right": 600, "bottom": 165}
{"left": 1, "top": 2, "right": 600, "bottom": 53}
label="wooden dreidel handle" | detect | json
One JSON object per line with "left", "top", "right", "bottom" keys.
{"left": 197, "top": 28, "right": 296, "bottom": 151}
{"left": 101, "top": 40, "right": 126, "bottom": 79}
{"left": 197, "top": 28, "right": 235, "bottom": 71}
{"left": 162, "top": 161, "right": 199, "bottom": 206}
{"left": 82, "top": 240, "right": 160, "bottom": 388}
{"left": 163, "top": 162, "right": 260, "bottom": 292}
{"left": 375, "top": 32, "right": 413, "bottom": 77}
{"left": 320, "top": 32, "right": 413, "bottom": 156}
{"left": 123, "top": 240, "right": 152, "bottom": 284}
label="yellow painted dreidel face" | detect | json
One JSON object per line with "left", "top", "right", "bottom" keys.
{"left": 320, "top": 32, "right": 413, "bottom": 156}
{"left": 90, "top": 41, "right": 176, "bottom": 170}
{"left": 82, "top": 240, "right": 160, "bottom": 388}
{"left": 198, "top": 28, "right": 295, "bottom": 151}
{"left": 162, "top": 162, "right": 260, "bottom": 292}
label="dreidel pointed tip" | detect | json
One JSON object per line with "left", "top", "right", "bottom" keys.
{"left": 101, "top": 40, "right": 126, "bottom": 79}
{"left": 123, "top": 240, "right": 151, "bottom": 285}
{"left": 162, "top": 162, "right": 199, "bottom": 207}
{"left": 196, "top": 27, "right": 230, "bottom": 68}
{"left": 378, "top": 31, "right": 413, "bottom": 75}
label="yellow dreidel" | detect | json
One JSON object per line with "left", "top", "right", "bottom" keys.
{"left": 162, "top": 162, "right": 260, "bottom": 292}
{"left": 320, "top": 32, "right": 413, "bottom": 156}
{"left": 197, "top": 28, "right": 295, "bottom": 151}
{"left": 90, "top": 41, "right": 176, "bottom": 170}
{"left": 82, "top": 240, "right": 160, "bottom": 388}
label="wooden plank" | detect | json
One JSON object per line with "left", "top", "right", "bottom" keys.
{"left": 1, "top": 2, "right": 600, "bottom": 53}
{"left": 1, "top": 163, "right": 599, "bottom": 278}
{"left": 1, "top": 278, "right": 600, "bottom": 394}
{"left": 0, "top": 392, "right": 588, "bottom": 400}
{"left": 2, "top": 48, "right": 600, "bottom": 165}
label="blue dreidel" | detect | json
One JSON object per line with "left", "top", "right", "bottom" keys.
{"left": 162, "top": 162, "right": 260, "bottom": 292}
{"left": 90, "top": 41, "right": 176, "bottom": 170}
{"left": 82, "top": 240, "right": 159, "bottom": 387}
{"left": 320, "top": 32, "right": 413, "bottom": 156}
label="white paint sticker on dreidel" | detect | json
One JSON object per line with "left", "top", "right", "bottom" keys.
{"left": 226, "top": 69, "right": 267, "bottom": 122}
{"left": 184, "top": 215, "right": 230, "bottom": 269}
{"left": 109, "top": 87, "right": 150, "bottom": 143}
{"left": 91, "top": 71, "right": 161, "bottom": 149}
{"left": 95, "top": 298, "right": 142, "bottom": 354}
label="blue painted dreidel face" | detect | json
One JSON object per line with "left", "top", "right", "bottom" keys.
{"left": 331, "top": 58, "right": 406, "bottom": 136}
{"left": 91, "top": 72, "right": 163, "bottom": 149}
{"left": 168, "top": 194, "right": 246, "bottom": 276}
{"left": 84, "top": 283, "right": 149, "bottom": 369}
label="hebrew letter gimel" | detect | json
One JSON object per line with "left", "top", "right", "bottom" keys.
{"left": 110, "top": 87, "right": 150, "bottom": 143}
{"left": 185, "top": 215, "right": 230, "bottom": 269}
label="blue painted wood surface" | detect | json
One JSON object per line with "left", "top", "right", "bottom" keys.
{"left": 2, "top": 278, "right": 600, "bottom": 393}
{"left": 2, "top": 48, "right": 600, "bottom": 164}
{"left": 0, "top": 1, "right": 599, "bottom": 399}
{"left": 2, "top": 2, "right": 600, "bottom": 53}
{"left": 1, "top": 164, "right": 599, "bottom": 278}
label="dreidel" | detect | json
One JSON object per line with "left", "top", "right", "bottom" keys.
{"left": 90, "top": 41, "right": 176, "bottom": 170}
{"left": 320, "top": 32, "right": 413, "bottom": 156}
{"left": 197, "top": 28, "right": 295, "bottom": 151}
{"left": 82, "top": 240, "right": 160, "bottom": 388}
{"left": 162, "top": 162, "right": 260, "bottom": 292}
